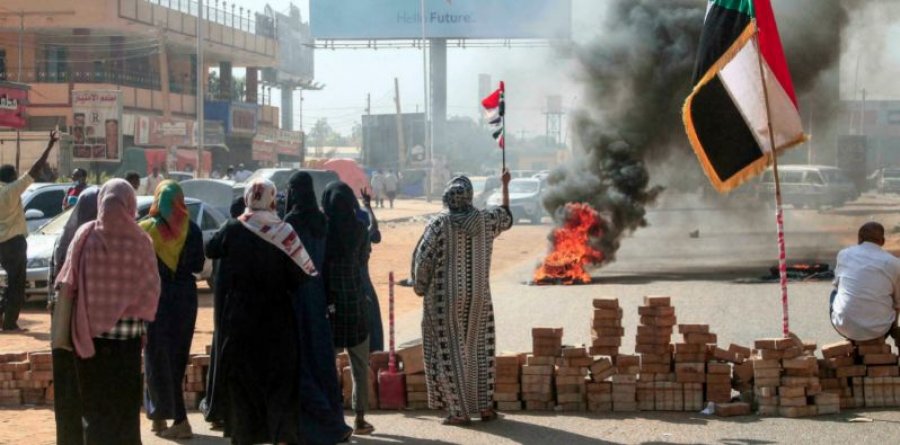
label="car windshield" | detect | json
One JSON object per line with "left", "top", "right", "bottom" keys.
{"left": 884, "top": 169, "right": 900, "bottom": 179}
{"left": 35, "top": 208, "right": 74, "bottom": 235}
{"left": 471, "top": 178, "right": 486, "bottom": 194}
{"left": 820, "top": 170, "right": 851, "bottom": 184}
{"left": 509, "top": 180, "right": 539, "bottom": 194}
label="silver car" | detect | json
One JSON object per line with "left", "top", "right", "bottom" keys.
{"left": 1, "top": 196, "right": 227, "bottom": 302}
{"left": 487, "top": 178, "right": 547, "bottom": 224}
{"left": 23, "top": 183, "right": 74, "bottom": 233}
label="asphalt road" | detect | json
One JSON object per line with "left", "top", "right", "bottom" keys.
{"left": 149, "top": 193, "right": 900, "bottom": 444}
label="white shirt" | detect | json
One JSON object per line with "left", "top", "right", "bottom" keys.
{"left": 831, "top": 242, "right": 900, "bottom": 340}
{"left": 383, "top": 173, "right": 399, "bottom": 193}
{"left": 235, "top": 170, "right": 252, "bottom": 183}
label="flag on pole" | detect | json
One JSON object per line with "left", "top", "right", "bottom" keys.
{"left": 683, "top": 0, "right": 806, "bottom": 193}
{"left": 481, "top": 81, "right": 505, "bottom": 149}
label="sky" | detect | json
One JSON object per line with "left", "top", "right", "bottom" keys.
{"left": 228, "top": 0, "right": 604, "bottom": 137}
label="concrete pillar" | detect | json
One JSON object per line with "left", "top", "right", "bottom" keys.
{"left": 281, "top": 86, "right": 293, "bottom": 131}
{"left": 218, "top": 61, "right": 232, "bottom": 101}
{"left": 430, "top": 38, "right": 447, "bottom": 157}
{"left": 245, "top": 67, "right": 258, "bottom": 104}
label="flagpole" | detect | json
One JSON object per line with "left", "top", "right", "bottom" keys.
{"left": 754, "top": 22, "right": 790, "bottom": 337}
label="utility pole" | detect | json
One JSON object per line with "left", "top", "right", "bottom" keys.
{"left": 157, "top": 26, "right": 171, "bottom": 119}
{"left": 363, "top": 93, "right": 371, "bottom": 166}
{"left": 394, "top": 78, "right": 407, "bottom": 170}
{"left": 196, "top": 0, "right": 205, "bottom": 177}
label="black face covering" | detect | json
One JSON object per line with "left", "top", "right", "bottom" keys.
{"left": 286, "top": 171, "right": 327, "bottom": 238}
{"left": 322, "top": 181, "right": 363, "bottom": 257}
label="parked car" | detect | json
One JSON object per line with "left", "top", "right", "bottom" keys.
{"left": 876, "top": 168, "right": 900, "bottom": 194}
{"left": 471, "top": 176, "right": 501, "bottom": 209}
{"left": 181, "top": 179, "right": 242, "bottom": 217}
{"left": 757, "top": 165, "right": 858, "bottom": 209}
{"left": 487, "top": 177, "right": 547, "bottom": 224}
{"left": 2, "top": 196, "right": 226, "bottom": 302}
{"left": 23, "top": 183, "right": 73, "bottom": 233}
{"left": 243, "top": 168, "right": 340, "bottom": 214}
{"left": 167, "top": 171, "right": 195, "bottom": 182}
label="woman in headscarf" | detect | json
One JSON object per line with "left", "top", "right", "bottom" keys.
{"left": 55, "top": 179, "right": 161, "bottom": 444}
{"left": 207, "top": 179, "right": 316, "bottom": 445}
{"left": 49, "top": 185, "right": 98, "bottom": 445}
{"left": 355, "top": 190, "right": 384, "bottom": 353}
{"left": 201, "top": 195, "right": 245, "bottom": 428}
{"left": 284, "top": 172, "right": 353, "bottom": 444}
{"left": 140, "top": 180, "right": 205, "bottom": 438}
{"left": 412, "top": 170, "right": 513, "bottom": 425}
{"left": 322, "top": 181, "right": 375, "bottom": 436}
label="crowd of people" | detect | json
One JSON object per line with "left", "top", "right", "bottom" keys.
{"left": 0, "top": 132, "right": 520, "bottom": 444}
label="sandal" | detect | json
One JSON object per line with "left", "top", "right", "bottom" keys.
{"left": 354, "top": 420, "right": 375, "bottom": 435}
{"left": 480, "top": 409, "right": 499, "bottom": 422}
{"left": 441, "top": 415, "right": 472, "bottom": 426}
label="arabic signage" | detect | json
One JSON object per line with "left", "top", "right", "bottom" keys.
{"left": 230, "top": 102, "right": 258, "bottom": 135}
{"left": 256, "top": 127, "right": 303, "bottom": 156}
{"left": 134, "top": 115, "right": 194, "bottom": 147}
{"left": 0, "top": 83, "right": 28, "bottom": 129}
{"left": 72, "top": 90, "right": 123, "bottom": 162}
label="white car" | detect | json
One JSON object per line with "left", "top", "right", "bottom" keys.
{"left": 23, "top": 183, "right": 74, "bottom": 233}
{"left": 1, "top": 196, "right": 227, "bottom": 302}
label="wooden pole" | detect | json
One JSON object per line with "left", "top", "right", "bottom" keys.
{"left": 754, "top": 23, "right": 790, "bottom": 337}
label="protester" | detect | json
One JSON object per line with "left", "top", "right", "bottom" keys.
{"left": 62, "top": 168, "right": 89, "bottom": 211}
{"left": 235, "top": 163, "right": 253, "bottom": 182}
{"left": 831, "top": 222, "right": 900, "bottom": 342}
{"left": 284, "top": 172, "right": 353, "bottom": 444}
{"left": 141, "top": 181, "right": 205, "bottom": 438}
{"left": 371, "top": 170, "right": 386, "bottom": 208}
{"left": 200, "top": 196, "right": 244, "bottom": 429}
{"left": 0, "top": 130, "right": 57, "bottom": 332}
{"left": 224, "top": 166, "right": 236, "bottom": 181}
{"left": 322, "top": 181, "right": 375, "bottom": 435}
{"left": 145, "top": 166, "right": 164, "bottom": 196}
{"left": 49, "top": 186, "right": 98, "bottom": 445}
{"left": 206, "top": 179, "right": 316, "bottom": 444}
{"left": 124, "top": 171, "right": 141, "bottom": 191}
{"left": 55, "top": 179, "right": 161, "bottom": 444}
{"left": 356, "top": 189, "right": 384, "bottom": 352}
{"left": 412, "top": 170, "right": 513, "bottom": 425}
{"left": 384, "top": 169, "right": 399, "bottom": 209}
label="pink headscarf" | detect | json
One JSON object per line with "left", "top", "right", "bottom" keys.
{"left": 238, "top": 179, "right": 317, "bottom": 276}
{"left": 57, "top": 179, "right": 161, "bottom": 358}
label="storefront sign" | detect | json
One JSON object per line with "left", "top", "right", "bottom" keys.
{"left": 230, "top": 103, "right": 258, "bottom": 135}
{"left": 72, "top": 90, "right": 123, "bottom": 162}
{"left": 134, "top": 115, "right": 195, "bottom": 147}
{"left": 0, "top": 83, "right": 28, "bottom": 129}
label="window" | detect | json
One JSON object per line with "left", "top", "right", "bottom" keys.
{"left": 187, "top": 203, "right": 201, "bottom": 224}
{"left": 25, "top": 189, "right": 65, "bottom": 219}
{"left": 43, "top": 45, "right": 68, "bottom": 82}
{"left": 782, "top": 171, "right": 804, "bottom": 184}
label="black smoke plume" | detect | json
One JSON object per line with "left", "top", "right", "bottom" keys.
{"left": 542, "top": 0, "right": 849, "bottom": 267}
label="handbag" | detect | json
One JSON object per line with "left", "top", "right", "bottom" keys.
{"left": 50, "top": 289, "right": 74, "bottom": 351}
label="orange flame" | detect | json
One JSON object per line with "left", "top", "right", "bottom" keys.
{"left": 533, "top": 203, "right": 605, "bottom": 285}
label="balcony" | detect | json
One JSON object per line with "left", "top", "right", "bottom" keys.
{"left": 117, "top": 0, "right": 277, "bottom": 65}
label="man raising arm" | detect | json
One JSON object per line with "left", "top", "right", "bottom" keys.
{"left": 0, "top": 130, "right": 59, "bottom": 331}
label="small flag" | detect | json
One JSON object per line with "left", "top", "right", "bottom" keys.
{"left": 481, "top": 81, "right": 505, "bottom": 149}
{"left": 682, "top": 0, "right": 806, "bottom": 193}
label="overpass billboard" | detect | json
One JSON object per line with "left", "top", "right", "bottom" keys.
{"left": 310, "top": 0, "right": 571, "bottom": 40}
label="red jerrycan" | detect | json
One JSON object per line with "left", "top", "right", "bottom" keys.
{"left": 378, "top": 271, "right": 407, "bottom": 409}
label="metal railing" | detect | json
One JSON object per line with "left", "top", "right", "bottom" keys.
{"left": 144, "top": 0, "right": 275, "bottom": 38}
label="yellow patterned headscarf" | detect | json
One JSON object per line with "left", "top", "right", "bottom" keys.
{"left": 139, "top": 180, "right": 190, "bottom": 271}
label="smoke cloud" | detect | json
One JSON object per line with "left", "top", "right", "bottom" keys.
{"left": 542, "top": 0, "right": 851, "bottom": 267}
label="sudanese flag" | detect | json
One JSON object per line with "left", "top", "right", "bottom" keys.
{"left": 683, "top": 0, "right": 806, "bottom": 193}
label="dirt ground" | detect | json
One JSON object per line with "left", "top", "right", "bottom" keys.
{"left": 0, "top": 218, "right": 551, "bottom": 356}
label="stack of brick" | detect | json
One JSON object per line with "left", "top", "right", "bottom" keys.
{"left": 494, "top": 354, "right": 523, "bottom": 412}
{"left": 183, "top": 355, "right": 210, "bottom": 410}
{"left": 753, "top": 337, "right": 826, "bottom": 417}
{"left": 819, "top": 340, "right": 858, "bottom": 409}
{"left": 590, "top": 298, "right": 624, "bottom": 357}
{"left": 612, "top": 354, "right": 639, "bottom": 412}
{"left": 586, "top": 357, "right": 615, "bottom": 412}
{"left": 21, "top": 351, "right": 53, "bottom": 406}
{"left": 522, "top": 328, "right": 562, "bottom": 411}
{"left": 673, "top": 324, "right": 714, "bottom": 410}
{"left": 555, "top": 347, "right": 592, "bottom": 412}
{"left": 857, "top": 337, "right": 900, "bottom": 408}
{"left": 405, "top": 373, "right": 429, "bottom": 409}
{"left": 0, "top": 352, "right": 41, "bottom": 406}
{"left": 728, "top": 344, "right": 755, "bottom": 398}
{"left": 635, "top": 296, "right": 676, "bottom": 411}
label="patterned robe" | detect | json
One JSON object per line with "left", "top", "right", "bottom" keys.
{"left": 412, "top": 206, "right": 513, "bottom": 418}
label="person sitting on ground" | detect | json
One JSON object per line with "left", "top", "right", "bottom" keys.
{"left": 124, "top": 171, "right": 141, "bottom": 191}
{"left": 831, "top": 222, "right": 900, "bottom": 342}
